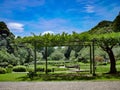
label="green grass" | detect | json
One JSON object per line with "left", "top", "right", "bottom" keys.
{"left": 0, "top": 72, "right": 120, "bottom": 81}
{"left": 0, "top": 60, "right": 120, "bottom": 81}
{"left": 96, "top": 60, "right": 120, "bottom": 73}
{"left": 0, "top": 73, "right": 27, "bottom": 81}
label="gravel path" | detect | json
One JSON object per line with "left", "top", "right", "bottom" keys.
{"left": 0, "top": 81, "right": 120, "bottom": 90}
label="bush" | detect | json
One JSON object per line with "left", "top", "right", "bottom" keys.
{"left": 36, "top": 66, "right": 44, "bottom": 72}
{"left": 45, "top": 68, "right": 53, "bottom": 72}
{"left": 8, "top": 64, "right": 13, "bottom": 68}
{"left": 13, "top": 65, "right": 27, "bottom": 72}
{"left": 0, "top": 68, "right": 6, "bottom": 74}
{"left": 27, "top": 71, "right": 35, "bottom": 79}
{"left": 27, "top": 68, "right": 34, "bottom": 72}
{"left": 6, "top": 65, "right": 13, "bottom": 73}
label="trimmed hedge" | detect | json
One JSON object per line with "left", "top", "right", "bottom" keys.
{"left": 13, "top": 66, "right": 27, "bottom": 72}
{"left": 0, "top": 68, "right": 7, "bottom": 74}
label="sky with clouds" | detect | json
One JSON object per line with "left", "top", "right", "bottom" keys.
{"left": 0, "top": 0, "right": 120, "bottom": 36}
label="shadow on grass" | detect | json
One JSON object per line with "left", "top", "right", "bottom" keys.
{"left": 101, "top": 71, "right": 120, "bottom": 79}
{"left": 17, "top": 72, "right": 120, "bottom": 81}
{"left": 17, "top": 73, "right": 95, "bottom": 81}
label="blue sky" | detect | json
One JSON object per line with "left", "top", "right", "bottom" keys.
{"left": 0, "top": 0, "right": 120, "bottom": 36}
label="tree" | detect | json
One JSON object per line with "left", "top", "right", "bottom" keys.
{"left": 41, "top": 47, "right": 55, "bottom": 59}
{"left": 50, "top": 51, "right": 64, "bottom": 60}
{"left": 0, "top": 49, "right": 19, "bottom": 66}
{"left": 94, "top": 33, "right": 120, "bottom": 74}
{"left": 64, "top": 46, "right": 72, "bottom": 59}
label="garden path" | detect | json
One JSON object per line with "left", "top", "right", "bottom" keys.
{"left": 0, "top": 81, "right": 120, "bottom": 90}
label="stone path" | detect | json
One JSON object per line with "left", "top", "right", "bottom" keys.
{"left": 0, "top": 81, "right": 120, "bottom": 90}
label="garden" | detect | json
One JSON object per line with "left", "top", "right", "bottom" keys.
{"left": 1, "top": 21, "right": 120, "bottom": 81}
{"left": 0, "top": 44, "right": 120, "bottom": 81}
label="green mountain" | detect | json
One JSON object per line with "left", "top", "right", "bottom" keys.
{"left": 0, "top": 22, "right": 34, "bottom": 66}
{"left": 89, "top": 12, "right": 120, "bottom": 34}
{"left": 0, "top": 21, "right": 15, "bottom": 38}
{"left": 0, "top": 21, "right": 15, "bottom": 53}
{"left": 112, "top": 12, "right": 120, "bottom": 32}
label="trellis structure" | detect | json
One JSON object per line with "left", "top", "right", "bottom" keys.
{"left": 16, "top": 33, "right": 96, "bottom": 76}
{"left": 33, "top": 40, "right": 96, "bottom": 76}
{"left": 15, "top": 32, "right": 120, "bottom": 75}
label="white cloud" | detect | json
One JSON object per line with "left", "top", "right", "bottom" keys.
{"left": 7, "top": 22, "right": 24, "bottom": 33}
{"left": 84, "top": 5, "right": 95, "bottom": 13}
{"left": 42, "top": 31, "right": 54, "bottom": 35}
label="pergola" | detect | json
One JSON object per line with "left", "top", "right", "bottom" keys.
{"left": 15, "top": 32, "right": 120, "bottom": 75}
{"left": 32, "top": 39, "right": 96, "bottom": 76}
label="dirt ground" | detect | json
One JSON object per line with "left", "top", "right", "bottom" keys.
{"left": 0, "top": 81, "right": 120, "bottom": 90}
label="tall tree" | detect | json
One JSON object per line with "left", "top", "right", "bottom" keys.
{"left": 64, "top": 46, "right": 72, "bottom": 59}
{"left": 95, "top": 33, "right": 120, "bottom": 74}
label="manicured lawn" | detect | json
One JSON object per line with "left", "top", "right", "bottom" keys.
{"left": 0, "top": 72, "right": 120, "bottom": 81}
{"left": 0, "top": 61, "right": 120, "bottom": 81}
{"left": 0, "top": 73, "right": 27, "bottom": 81}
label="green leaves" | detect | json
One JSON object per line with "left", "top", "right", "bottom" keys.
{"left": 15, "top": 31, "right": 120, "bottom": 48}
{"left": 91, "top": 32, "right": 120, "bottom": 51}
{"left": 93, "top": 32, "right": 120, "bottom": 43}
{"left": 15, "top": 32, "right": 92, "bottom": 47}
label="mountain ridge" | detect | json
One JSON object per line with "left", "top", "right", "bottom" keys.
{"left": 88, "top": 12, "right": 120, "bottom": 34}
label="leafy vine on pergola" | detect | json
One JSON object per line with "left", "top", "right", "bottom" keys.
{"left": 15, "top": 32, "right": 120, "bottom": 75}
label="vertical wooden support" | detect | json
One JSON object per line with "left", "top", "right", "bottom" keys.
{"left": 34, "top": 41, "right": 37, "bottom": 73}
{"left": 92, "top": 39, "right": 96, "bottom": 76}
{"left": 90, "top": 45, "right": 92, "bottom": 74}
{"left": 45, "top": 46, "right": 48, "bottom": 74}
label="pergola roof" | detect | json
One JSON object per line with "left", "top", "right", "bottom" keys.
{"left": 15, "top": 32, "right": 120, "bottom": 47}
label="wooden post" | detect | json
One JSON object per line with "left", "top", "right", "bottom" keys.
{"left": 92, "top": 39, "right": 96, "bottom": 76}
{"left": 90, "top": 44, "right": 92, "bottom": 74}
{"left": 45, "top": 46, "right": 48, "bottom": 74}
{"left": 34, "top": 41, "right": 37, "bottom": 73}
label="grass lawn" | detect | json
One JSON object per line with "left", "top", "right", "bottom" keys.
{"left": 0, "top": 73, "right": 27, "bottom": 81}
{"left": 0, "top": 61, "right": 120, "bottom": 81}
{"left": 0, "top": 72, "right": 120, "bottom": 81}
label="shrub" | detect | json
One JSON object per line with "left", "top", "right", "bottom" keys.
{"left": 6, "top": 65, "right": 13, "bottom": 73}
{"left": 27, "top": 71, "right": 35, "bottom": 79}
{"left": 8, "top": 64, "right": 13, "bottom": 68}
{"left": 36, "top": 66, "right": 44, "bottom": 72}
{"left": 27, "top": 68, "right": 34, "bottom": 72}
{"left": 45, "top": 69, "right": 53, "bottom": 72}
{"left": 13, "top": 65, "right": 27, "bottom": 72}
{"left": 0, "top": 68, "right": 6, "bottom": 74}
{"left": 6, "top": 68, "right": 12, "bottom": 73}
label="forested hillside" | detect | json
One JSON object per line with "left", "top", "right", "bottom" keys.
{"left": 0, "top": 22, "right": 34, "bottom": 67}
{"left": 0, "top": 22, "right": 15, "bottom": 53}
{"left": 89, "top": 13, "right": 120, "bottom": 34}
